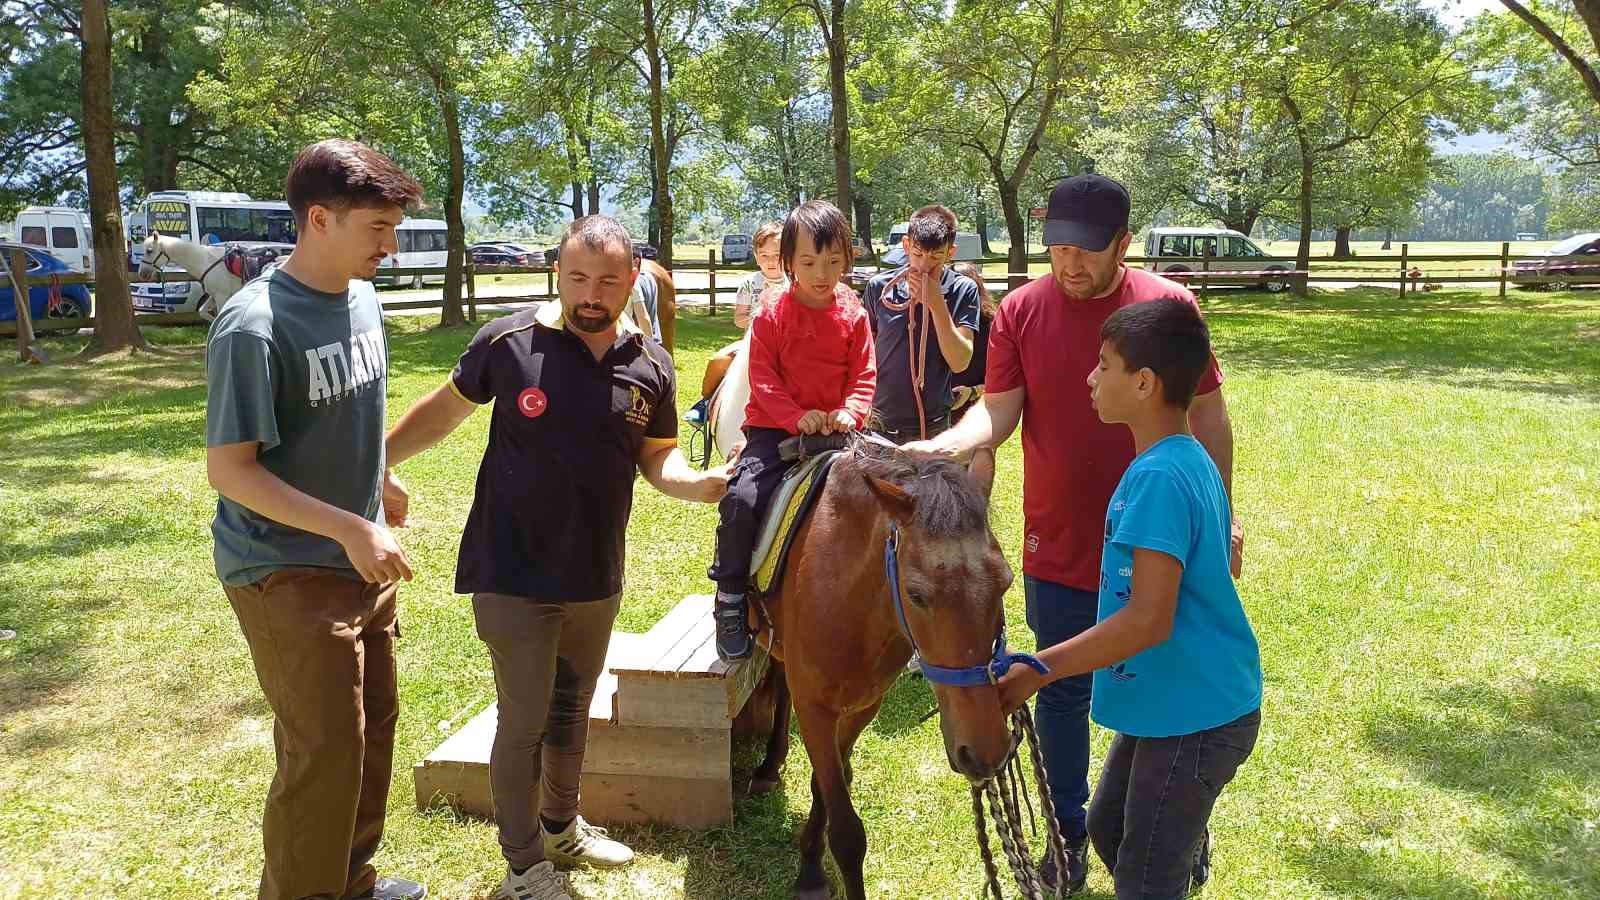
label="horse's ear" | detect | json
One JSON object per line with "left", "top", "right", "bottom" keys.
{"left": 861, "top": 473, "right": 916, "bottom": 524}
{"left": 968, "top": 447, "right": 996, "bottom": 501}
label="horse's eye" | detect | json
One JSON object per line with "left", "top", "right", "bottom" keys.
{"left": 907, "top": 590, "right": 929, "bottom": 608}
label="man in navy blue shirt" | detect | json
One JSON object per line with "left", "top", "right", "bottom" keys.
{"left": 861, "top": 205, "right": 981, "bottom": 443}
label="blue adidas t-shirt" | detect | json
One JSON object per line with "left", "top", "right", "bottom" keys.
{"left": 1092, "top": 434, "right": 1262, "bottom": 738}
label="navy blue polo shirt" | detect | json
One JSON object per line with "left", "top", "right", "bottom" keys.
{"left": 863, "top": 266, "right": 982, "bottom": 426}
{"left": 449, "top": 302, "right": 678, "bottom": 601}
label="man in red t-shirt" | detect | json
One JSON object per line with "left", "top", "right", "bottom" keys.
{"left": 908, "top": 174, "right": 1241, "bottom": 894}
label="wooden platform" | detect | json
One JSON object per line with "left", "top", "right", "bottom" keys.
{"left": 415, "top": 594, "right": 769, "bottom": 828}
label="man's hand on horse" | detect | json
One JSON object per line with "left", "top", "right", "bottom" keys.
{"left": 382, "top": 468, "right": 410, "bottom": 527}
{"left": 823, "top": 409, "right": 857, "bottom": 434}
{"left": 797, "top": 409, "right": 828, "bottom": 434}
{"left": 695, "top": 459, "right": 735, "bottom": 503}
{"left": 1230, "top": 518, "right": 1244, "bottom": 579}
{"left": 996, "top": 661, "right": 1047, "bottom": 715}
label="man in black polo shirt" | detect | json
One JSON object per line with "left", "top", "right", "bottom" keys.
{"left": 384, "top": 215, "right": 727, "bottom": 900}
{"left": 862, "top": 204, "right": 981, "bottom": 443}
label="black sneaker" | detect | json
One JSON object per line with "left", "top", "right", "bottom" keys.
{"left": 1038, "top": 835, "right": 1088, "bottom": 895}
{"left": 352, "top": 876, "right": 428, "bottom": 900}
{"left": 714, "top": 591, "right": 752, "bottom": 662}
{"left": 1190, "top": 828, "right": 1212, "bottom": 891}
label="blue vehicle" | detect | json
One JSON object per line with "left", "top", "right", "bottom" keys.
{"left": 0, "top": 242, "right": 94, "bottom": 323}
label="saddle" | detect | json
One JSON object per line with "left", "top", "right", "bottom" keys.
{"left": 222, "top": 244, "right": 290, "bottom": 282}
{"left": 748, "top": 434, "right": 849, "bottom": 595}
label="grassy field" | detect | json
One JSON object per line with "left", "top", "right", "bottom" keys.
{"left": 2, "top": 287, "right": 1598, "bottom": 898}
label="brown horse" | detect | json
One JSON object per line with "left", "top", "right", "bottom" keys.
{"left": 747, "top": 439, "right": 1018, "bottom": 900}
{"left": 640, "top": 257, "right": 677, "bottom": 355}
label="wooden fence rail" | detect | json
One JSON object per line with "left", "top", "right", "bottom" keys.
{"left": 8, "top": 244, "right": 1598, "bottom": 349}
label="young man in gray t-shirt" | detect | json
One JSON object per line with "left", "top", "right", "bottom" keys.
{"left": 205, "top": 139, "right": 427, "bottom": 900}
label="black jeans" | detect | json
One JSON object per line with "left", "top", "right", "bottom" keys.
{"left": 1087, "top": 708, "right": 1262, "bottom": 900}
{"left": 707, "top": 426, "right": 791, "bottom": 595}
{"left": 874, "top": 412, "right": 950, "bottom": 446}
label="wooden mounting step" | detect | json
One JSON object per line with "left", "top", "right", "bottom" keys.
{"left": 415, "top": 595, "right": 769, "bottom": 828}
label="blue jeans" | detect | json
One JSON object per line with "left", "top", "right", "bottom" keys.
{"left": 1023, "top": 575, "right": 1097, "bottom": 840}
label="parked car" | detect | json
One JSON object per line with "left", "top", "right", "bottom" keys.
{"left": 1143, "top": 227, "right": 1293, "bottom": 293}
{"left": 0, "top": 243, "right": 94, "bottom": 322}
{"left": 1511, "top": 232, "right": 1600, "bottom": 290}
{"left": 633, "top": 241, "right": 659, "bottom": 260}
{"left": 721, "top": 233, "right": 753, "bottom": 264}
{"left": 468, "top": 242, "right": 541, "bottom": 267}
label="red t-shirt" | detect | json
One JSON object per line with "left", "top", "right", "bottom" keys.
{"left": 745, "top": 283, "right": 878, "bottom": 433}
{"left": 985, "top": 267, "right": 1224, "bottom": 591}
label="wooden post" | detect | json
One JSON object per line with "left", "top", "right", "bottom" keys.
{"left": 466, "top": 258, "right": 477, "bottom": 322}
{"left": 1199, "top": 253, "right": 1210, "bottom": 302}
{"left": 7, "top": 248, "right": 40, "bottom": 363}
{"left": 546, "top": 268, "right": 554, "bottom": 298}
{"left": 1399, "top": 243, "right": 1408, "bottom": 299}
{"left": 707, "top": 250, "right": 718, "bottom": 317}
{"left": 1499, "top": 241, "right": 1510, "bottom": 299}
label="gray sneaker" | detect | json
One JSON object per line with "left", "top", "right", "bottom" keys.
{"left": 543, "top": 814, "right": 635, "bottom": 868}
{"left": 354, "top": 877, "right": 427, "bottom": 900}
{"left": 494, "top": 861, "right": 571, "bottom": 900}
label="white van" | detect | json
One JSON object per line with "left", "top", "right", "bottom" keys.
{"left": 13, "top": 206, "right": 94, "bottom": 273}
{"left": 375, "top": 218, "right": 449, "bottom": 288}
{"left": 879, "top": 222, "right": 983, "bottom": 265}
{"left": 128, "top": 190, "right": 298, "bottom": 312}
{"left": 1143, "top": 227, "right": 1293, "bottom": 293}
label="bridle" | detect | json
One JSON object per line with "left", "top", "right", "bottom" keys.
{"left": 883, "top": 522, "right": 1049, "bottom": 687}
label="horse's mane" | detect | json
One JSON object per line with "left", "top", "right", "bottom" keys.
{"left": 843, "top": 434, "right": 989, "bottom": 537}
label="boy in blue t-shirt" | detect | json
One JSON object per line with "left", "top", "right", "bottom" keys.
{"left": 999, "top": 298, "right": 1262, "bottom": 899}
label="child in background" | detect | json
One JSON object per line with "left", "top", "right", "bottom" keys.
{"left": 733, "top": 221, "right": 787, "bottom": 330}
{"left": 707, "top": 201, "right": 876, "bottom": 661}
{"left": 998, "top": 298, "right": 1262, "bottom": 899}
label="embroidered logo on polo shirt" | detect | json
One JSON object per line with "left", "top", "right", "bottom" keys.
{"left": 517, "top": 386, "right": 548, "bottom": 418}
{"left": 624, "top": 385, "right": 651, "bottom": 427}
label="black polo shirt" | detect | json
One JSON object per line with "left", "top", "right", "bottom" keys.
{"left": 863, "top": 266, "right": 981, "bottom": 427}
{"left": 449, "top": 302, "right": 678, "bottom": 601}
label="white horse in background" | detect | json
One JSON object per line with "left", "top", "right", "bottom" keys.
{"left": 706, "top": 333, "right": 752, "bottom": 460}
{"left": 136, "top": 233, "right": 286, "bottom": 320}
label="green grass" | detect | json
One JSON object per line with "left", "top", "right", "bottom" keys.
{"left": 3, "top": 288, "right": 1599, "bottom": 898}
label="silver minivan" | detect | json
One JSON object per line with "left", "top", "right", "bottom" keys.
{"left": 1144, "top": 227, "right": 1292, "bottom": 293}
{"left": 721, "top": 233, "right": 752, "bottom": 264}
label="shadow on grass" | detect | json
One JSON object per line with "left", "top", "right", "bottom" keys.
{"left": 1203, "top": 289, "right": 1600, "bottom": 398}
{"left": 1288, "top": 678, "right": 1600, "bottom": 898}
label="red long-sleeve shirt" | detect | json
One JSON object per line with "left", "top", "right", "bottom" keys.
{"left": 744, "top": 283, "right": 877, "bottom": 433}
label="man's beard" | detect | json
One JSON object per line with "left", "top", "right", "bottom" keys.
{"left": 567, "top": 303, "right": 619, "bottom": 333}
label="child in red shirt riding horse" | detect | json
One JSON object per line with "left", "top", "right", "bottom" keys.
{"left": 709, "top": 201, "right": 877, "bottom": 661}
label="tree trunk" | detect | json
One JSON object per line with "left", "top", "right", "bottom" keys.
{"left": 1294, "top": 152, "right": 1314, "bottom": 296}
{"left": 83, "top": 0, "right": 147, "bottom": 354}
{"left": 822, "top": 0, "right": 851, "bottom": 224}
{"left": 853, "top": 193, "right": 873, "bottom": 258}
{"left": 1381, "top": 227, "right": 1393, "bottom": 250}
{"left": 1332, "top": 226, "right": 1354, "bottom": 259}
{"left": 976, "top": 198, "right": 992, "bottom": 254}
{"left": 438, "top": 88, "right": 467, "bottom": 326}
{"left": 1241, "top": 210, "right": 1261, "bottom": 237}
{"left": 134, "top": 16, "right": 177, "bottom": 195}
{"left": 998, "top": 180, "right": 1029, "bottom": 290}
{"left": 643, "top": 0, "right": 673, "bottom": 268}
{"left": 581, "top": 111, "right": 601, "bottom": 214}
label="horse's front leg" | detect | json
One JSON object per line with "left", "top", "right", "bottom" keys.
{"left": 794, "top": 701, "right": 872, "bottom": 900}
{"left": 750, "top": 661, "right": 791, "bottom": 796}
{"left": 792, "top": 701, "right": 842, "bottom": 900}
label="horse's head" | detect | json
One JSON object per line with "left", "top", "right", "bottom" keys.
{"left": 860, "top": 444, "right": 1016, "bottom": 782}
{"left": 136, "top": 232, "right": 168, "bottom": 282}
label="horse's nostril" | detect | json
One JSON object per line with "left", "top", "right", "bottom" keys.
{"left": 956, "top": 744, "right": 978, "bottom": 775}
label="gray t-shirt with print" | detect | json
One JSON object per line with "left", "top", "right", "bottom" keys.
{"left": 205, "top": 269, "right": 389, "bottom": 586}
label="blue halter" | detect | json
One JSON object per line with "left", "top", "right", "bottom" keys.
{"left": 885, "top": 523, "right": 1051, "bottom": 687}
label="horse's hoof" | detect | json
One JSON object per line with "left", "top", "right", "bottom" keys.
{"left": 748, "top": 774, "right": 781, "bottom": 796}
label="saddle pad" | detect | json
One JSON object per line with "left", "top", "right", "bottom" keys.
{"left": 751, "top": 450, "right": 839, "bottom": 594}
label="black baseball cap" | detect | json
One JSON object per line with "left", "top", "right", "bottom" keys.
{"left": 1042, "top": 174, "right": 1130, "bottom": 251}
